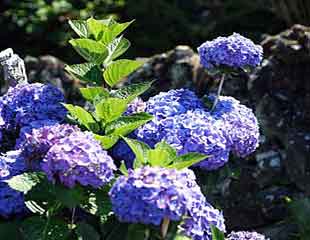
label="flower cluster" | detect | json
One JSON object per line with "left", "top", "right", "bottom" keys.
{"left": 198, "top": 33, "right": 263, "bottom": 70}
{"left": 134, "top": 89, "right": 259, "bottom": 170}
{"left": 0, "top": 150, "right": 26, "bottom": 217}
{"left": 18, "top": 123, "right": 80, "bottom": 169}
{"left": 109, "top": 166, "right": 225, "bottom": 239}
{"left": 227, "top": 231, "right": 269, "bottom": 240}
{"left": 42, "top": 131, "right": 116, "bottom": 188}
{"left": 125, "top": 98, "right": 146, "bottom": 115}
{"left": 0, "top": 83, "right": 66, "bottom": 134}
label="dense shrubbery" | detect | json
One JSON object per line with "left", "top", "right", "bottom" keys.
{"left": 0, "top": 16, "right": 273, "bottom": 239}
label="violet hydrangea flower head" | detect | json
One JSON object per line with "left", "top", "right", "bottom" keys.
{"left": 181, "top": 203, "right": 226, "bottom": 240}
{"left": 42, "top": 131, "right": 116, "bottom": 188}
{"left": 227, "top": 231, "right": 269, "bottom": 240}
{"left": 18, "top": 123, "right": 80, "bottom": 169}
{"left": 210, "top": 95, "right": 260, "bottom": 157}
{"left": 0, "top": 83, "right": 66, "bottom": 131}
{"left": 198, "top": 33, "right": 263, "bottom": 70}
{"left": 125, "top": 98, "right": 146, "bottom": 115}
{"left": 110, "top": 166, "right": 209, "bottom": 225}
{"left": 136, "top": 109, "right": 230, "bottom": 170}
{"left": 0, "top": 150, "right": 27, "bottom": 217}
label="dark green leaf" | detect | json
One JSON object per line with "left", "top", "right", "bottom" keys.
{"left": 68, "top": 20, "right": 88, "bottom": 38}
{"left": 63, "top": 104, "right": 99, "bottom": 132}
{"left": 126, "top": 224, "right": 146, "bottom": 240}
{"left": 69, "top": 39, "right": 108, "bottom": 64}
{"left": 103, "top": 59, "right": 143, "bottom": 87}
{"left": 101, "top": 20, "right": 135, "bottom": 45}
{"left": 211, "top": 225, "right": 225, "bottom": 240}
{"left": 5, "top": 172, "right": 44, "bottom": 193}
{"left": 55, "top": 185, "right": 85, "bottom": 209}
{"left": 111, "top": 81, "right": 152, "bottom": 103}
{"left": 95, "top": 98, "right": 128, "bottom": 123}
{"left": 122, "top": 137, "right": 150, "bottom": 168}
{"left": 65, "top": 63, "right": 103, "bottom": 84}
{"left": 105, "top": 112, "right": 153, "bottom": 136}
{"left": 79, "top": 87, "right": 109, "bottom": 102}
{"left": 168, "top": 152, "right": 208, "bottom": 169}
{"left": 0, "top": 221, "right": 22, "bottom": 240}
{"left": 21, "top": 216, "right": 70, "bottom": 240}
{"left": 93, "top": 134, "right": 119, "bottom": 149}
{"left": 76, "top": 222, "right": 100, "bottom": 240}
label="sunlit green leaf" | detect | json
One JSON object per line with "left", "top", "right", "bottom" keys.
{"left": 95, "top": 98, "right": 128, "bottom": 123}
{"left": 211, "top": 225, "right": 225, "bottom": 240}
{"left": 5, "top": 172, "right": 44, "bottom": 193}
{"left": 119, "top": 161, "right": 128, "bottom": 176}
{"left": 93, "top": 134, "right": 119, "bottom": 149}
{"left": 87, "top": 18, "right": 108, "bottom": 41}
{"left": 167, "top": 152, "right": 207, "bottom": 169}
{"left": 79, "top": 87, "right": 109, "bottom": 102}
{"left": 105, "top": 36, "right": 130, "bottom": 64}
{"left": 68, "top": 20, "right": 88, "bottom": 38}
{"left": 65, "top": 63, "right": 103, "bottom": 83}
{"left": 105, "top": 112, "right": 153, "bottom": 136}
{"left": 103, "top": 59, "right": 143, "bottom": 87}
{"left": 148, "top": 141, "right": 176, "bottom": 167}
{"left": 101, "top": 20, "right": 135, "bottom": 45}
{"left": 122, "top": 137, "right": 150, "bottom": 168}
{"left": 69, "top": 39, "right": 108, "bottom": 64}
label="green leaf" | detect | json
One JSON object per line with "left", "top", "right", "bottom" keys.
{"left": 103, "top": 59, "right": 143, "bottom": 87}
{"left": 63, "top": 104, "right": 99, "bottom": 132}
{"left": 21, "top": 216, "right": 70, "bottom": 240}
{"left": 211, "top": 225, "right": 225, "bottom": 240}
{"left": 119, "top": 161, "right": 128, "bottom": 176}
{"left": 0, "top": 221, "right": 22, "bottom": 240}
{"left": 76, "top": 222, "right": 100, "bottom": 240}
{"left": 69, "top": 39, "right": 108, "bottom": 64}
{"left": 122, "top": 137, "right": 150, "bottom": 168}
{"left": 174, "top": 235, "right": 192, "bottom": 240}
{"left": 68, "top": 20, "right": 88, "bottom": 38}
{"left": 87, "top": 18, "right": 108, "bottom": 41}
{"left": 126, "top": 224, "right": 146, "bottom": 240}
{"left": 168, "top": 152, "right": 207, "bottom": 170}
{"left": 93, "top": 134, "right": 119, "bottom": 149}
{"left": 111, "top": 81, "right": 152, "bottom": 103}
{"left": 95, "top": 98, "right": 128, "bottom": 123}
{"left": 5, "top": 172, "right": 44, "bottom": 193}
{"left": 148, "top": 141, "right": 176, "bottom": 167}
{"left": 105, "top": 36, "right": 130, "bottom": 64}
{"left": 54, "top": 185, "right": 85, "bottom": 209}
{"left": 79, "top": 87, "right": 109, "bottom": 102}
{"left": 105, "top": 112, "right": 153, "bottom": 136}
{"left": 65, "top": 63, "right": 103, "bottom": 84}
{"left": 101, "top": 20, "right": 135, "bottom": 45}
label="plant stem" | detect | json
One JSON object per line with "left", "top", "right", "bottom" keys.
{"left": 71, "top": 207, "right": 76, "bottom": 226}
{"left": 161, "top": 217, "right": 170, "bottom": 239}
{"left": 211, "top": 73, "right": 226, "bottom": 111}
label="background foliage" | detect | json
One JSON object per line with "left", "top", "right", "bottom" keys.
{"left": 0, "top": 0, "right": 298, "bottom": 60}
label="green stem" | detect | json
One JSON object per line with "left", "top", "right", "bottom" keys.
{"left": 42, "top": 210, "right": 52, "bottom": 240}
{"left": 211, "top": 73, "right": 226, "bottom": 111}
{"left": 161, "top": 217, "right": 170, "bottom": 239}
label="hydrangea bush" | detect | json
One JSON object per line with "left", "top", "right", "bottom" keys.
{"left": 0, "top": 18, "right": 267, "bottom": 240}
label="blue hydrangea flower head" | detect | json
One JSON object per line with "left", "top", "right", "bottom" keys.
{"left": 125, "top": 98, "right": 146, "bottom": 115}
{"left": 42, "top": 131, "right": 116, "bottom": 188}
{"left": 227, "top": 231, "right": 269, "bottom": 240}
{"left": 181, "top": 203, "right": 226, "bottom": 240}
{"left": 0, "top": 83, "right": 66, "bottom": 132}
{"left": 198, "top": 33, "right": 263, "bottom": 70}
{"left": 210, "top": 96, "right": 260, "bottom": 157}
{"left": 18, "top": 123, "right": 80, "bottom": 170}
{"left": 0, "top": 150, "right": 27, "bottom": 217}
{"left": 136, "top": 108, "right": 230, "bottom": 170}
{"left": 109, "top": 166, "right": 221, "bottom": 229}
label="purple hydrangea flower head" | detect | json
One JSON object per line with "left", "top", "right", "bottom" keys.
{"left": 198, "top": 33, "right": 263, "bottom": 70}
{"left": 42, "top": 131, "right": 116, "bottom": 188}
{"left": 227, "top": 231, "right": 269, "bottom": 240}
{"left": 110, "top": 166, "right": 212, "bottom": 226}
{"left": 0, "top": 83, "right": 66, "bottom": 131}
{"left": 18, "top": 123, "right": 80, "bottom": 170}
{"left": 137, "top": 109, "right": 230, "bottom": 170}
{"left": 0, "top": 150, "right": 27, "bottom": 217}
{"left": 181, "top": 203, "right": 226, "bottom": 240}
{"left": 125, "top": 98, "right": 146, "bottom": 115}
{"left": 210, "top": 96, "right": 260, "bottom": 157}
